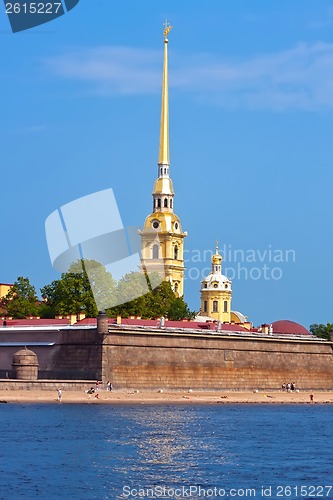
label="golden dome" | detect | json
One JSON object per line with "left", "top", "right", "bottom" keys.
{"left": 153, "top": 177, "right": 174, "bottom": 195}
{"left": 143, "top": 212, "right": 182, "bottom": 233}
{"left": 212, "top": 243, "right": 222, "bottom": 265}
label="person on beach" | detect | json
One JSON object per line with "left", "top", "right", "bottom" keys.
{"left": 107, "top": 381, "right": 113, "bottom": 391}
{"left": 310, "top": 393, "right": 314, "bottom": 403}
{"left": 57, "top": 389, "right": 62, "bottom": 403}
{"left": 86, "top": 387, "right": 95, "bottom": 399}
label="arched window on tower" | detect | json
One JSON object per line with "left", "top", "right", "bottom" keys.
{"left": 213, "top": 300, "right": 218, "bottom": 313}
{"left": 170, "top": 199, "right": 173, "bottom": 209}
{"left": 152, "top": 244, "right": 159, "bottom": 259}
{"left": 164, "top": 198, "right": 168, "bottom": 208}
{"left": 174, "top": 245, "right": 178, "bottom": 260}
{"left": 224, "top": 301, "right": 228, "bottom": 313}
{"left": 160, "top": 167, "right": 163, "bottom": 176}
{"left": 204, "top": 300, "right": 207, "bottom": 313}
{"left": 157, "top": 198, "right": 161, "bottom": 208}
{"left": 174, "top": 283, "right": 179, "bottom": 294}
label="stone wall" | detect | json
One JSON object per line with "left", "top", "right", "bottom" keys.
{"left": 49, "top": 330, "right": 103, "bottom": 380}
{"left": 0, "top": 380, "right": 95, "bottom": 391}
{"left": 102, "top": 329, "right": 333, "bottom": 390}
{"left": 0, "top": 327, "right": 102, "bottom": 380}
{"left": 1, "top": 325, "right": 333, "bottom": 390}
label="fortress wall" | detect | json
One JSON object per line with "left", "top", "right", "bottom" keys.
{"left": 0, "top": 326, "right": 332, "bottom": 388}
{"left": 0, "top": 380, "right": 96, "bottom": 391}
{"left": 102, "top": 330, "right": 333, "bottom": 390}
{"left": 0, "top": 328, "right": 102, "bottom": 380}
{"left": 48, "top": 330, "right": 102, "bottom": 380}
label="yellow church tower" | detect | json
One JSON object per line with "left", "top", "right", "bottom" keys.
{"left": 200, "top": 244, "right": 232, "bottom": 322}
{"left": 140, "top": 21, "right": 186, "bottom": 297}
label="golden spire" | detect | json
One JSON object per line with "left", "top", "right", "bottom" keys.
{"left": 158, "top": 19, "right": 173, "bottom": 165}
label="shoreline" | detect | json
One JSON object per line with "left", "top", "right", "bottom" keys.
{"left": 0, "top": 389, "right": 333, "bottom": 405}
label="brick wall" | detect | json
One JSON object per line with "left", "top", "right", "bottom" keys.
{"left": 0, "top": 328, "right": 102, "bottom": 380}
{"left": 1, "top": 325, "right": 332, "bottom": 390}
{"left": 102, "top": 329, "right": 333, "bottom": 390}
{"left": 0, "top": 380, "right": 96, "bottom": 391}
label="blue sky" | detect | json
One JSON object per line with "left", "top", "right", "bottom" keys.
{"left": 1, "top": 0, "right": 333, "bottom": 328}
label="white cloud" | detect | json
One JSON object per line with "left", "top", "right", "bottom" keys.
{"left": 43, "top": 46, "right": 161, "bottom": 95}
{"left": 43, "top": 42, "right": 333, "bottom": 111}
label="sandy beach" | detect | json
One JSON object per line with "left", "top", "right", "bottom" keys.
{"left": 0, "top": 389, "right": 332, "bottom": 405}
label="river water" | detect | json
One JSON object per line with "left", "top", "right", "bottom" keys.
{"left": 0, "top": 403, "right": 332, "bottom": 499}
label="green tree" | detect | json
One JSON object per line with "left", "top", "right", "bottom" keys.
{"left": 149, "top": 281, "right": 178, "bottom": 318}
{"left": 40, "top": 263, "right": 194, "bottom": 321}
{"left": 1, "top": 276, "right": 39, "bottom": 319}
{"left": 41, "top": 260, "right": 116, "bottom": 318}
{"left": 78, "top": 259, "right": 117, "bottom": 311}
{"left": 117, "top": 271, "right": 149, "bottom": 309}
{"left": 309, "top": 323, "right": 333, "bottom": 340}
{"left": 167, "top": 297, "right": 195, "bottom": 321}
{"left": 108, "top": 271, "right": 153, "bottom": 318}
{"left": 108, "top": 272, "right": 195, "bottom": 320}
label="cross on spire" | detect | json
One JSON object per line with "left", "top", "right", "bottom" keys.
{"left": 163, "top": 19, "right": 173, "bottom": 38}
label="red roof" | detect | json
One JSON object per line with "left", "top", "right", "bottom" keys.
{"left": 1, "top": 316, "right": 311, "bottom": 336}
{"left": 1, "top": 318, "right": 70, "bottom": 326}
{"left": 271, "top": 320, "right": 311, "bottom": 336}
{"left": 77, "top": 318, "right": 98, "bottom": 325}
{"left": 78, "top": 317, "right": 249, "bottom": 332}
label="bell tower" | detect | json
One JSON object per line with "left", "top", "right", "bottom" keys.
{"left": 200, "top": 244, "right": 232, "bottom": 322}
{"left": 140, "top": 21, "right": 186, "bottom": 297}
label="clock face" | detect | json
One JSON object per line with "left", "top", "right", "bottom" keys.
{"left": 152, "top": 220, "right": 160, "bottom": 229}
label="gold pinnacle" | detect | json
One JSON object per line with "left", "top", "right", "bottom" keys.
{"left": 163, "top": 19, "right": 173, "bottom": 39}
{"left": 158, "top": 20, "right": 172, "bottom": 165}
